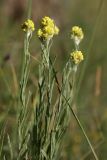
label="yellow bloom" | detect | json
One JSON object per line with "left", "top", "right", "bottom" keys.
{"left": 70, "top": 51, "right": 84, "bottom": 64}
{"left": 37, "top": 29, "right": 43, "bottom": 37}
{"left": 37, "top": 16, "right": 59, "bottom": 41}
{"left": 44, "top": 26, "right": 55, "bottom": 36}
{"left": 71, "top": 26, "right": 84, "bottom": 39}
{"left": 21, "top": 19, "right": 35, "bottom": 32}
{"left": 71, "top": 26, "right": 84, "bottom": 46}
{"left": 41, "top": 16, "right": 54, "bottom": 27}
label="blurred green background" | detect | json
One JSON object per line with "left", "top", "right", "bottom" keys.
{"left": 0, "top": 0, "right": 107, "bottom": 159}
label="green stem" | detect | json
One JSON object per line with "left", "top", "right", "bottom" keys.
{"left": 20, "top": 34, "right": 30, "bottom": 107}
{"left": 27, "top": 0, "right": 32, "bottom": 19}
{"left": 18, "top": 33, "right": 30, "bottom": 158}
{"left": 50, "top": 60, "right": 99, "bottom": 160}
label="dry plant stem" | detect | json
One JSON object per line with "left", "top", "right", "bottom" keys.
{"left": 50, "top": 60, "right": 99, "bottom": 160}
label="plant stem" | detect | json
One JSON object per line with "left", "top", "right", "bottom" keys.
{"left": 50, "top": 59, "right": 99, "bottom": 160}
{"left": 17, "top": 33, "right": 30, "bottom": 160}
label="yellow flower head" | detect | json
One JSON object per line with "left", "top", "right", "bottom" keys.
{"left": 71, "top": 26, "right": 84, "bottom": 39}
{"left": 71, "top": 26, "right": 84, "bottom": 45}
{"left": 21, "top": 19, "right": 35, "bottom": 32}
{"left": 70, "top": 51, "right": 84, "bottom": 64}
{"left": 37, "top": 16, "right": 59, "bottom": 41}
{"left": 44, "top": 25, "right": 55, "bottom": 36}
{"left": 37, "top": 29, "right": 43, "bottom": 37}
{"left": 41, "top": 16, "right": 54, "bottom": 27}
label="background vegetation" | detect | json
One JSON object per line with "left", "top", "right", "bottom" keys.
{"left": 0, "top": 0, "right": 107, "bottom": 159}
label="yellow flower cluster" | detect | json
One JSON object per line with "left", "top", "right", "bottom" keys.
{"left": 71, "top": 26, "right": 84, "bottom": 41}
{"left": 37, "top": 16, "right": 59, "bottom": 41}
{"left": 70, "top": 51, "right": 84, "bottom": 64}
{"left": 21, "top": 19, "right": 35, "bottom": 32}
